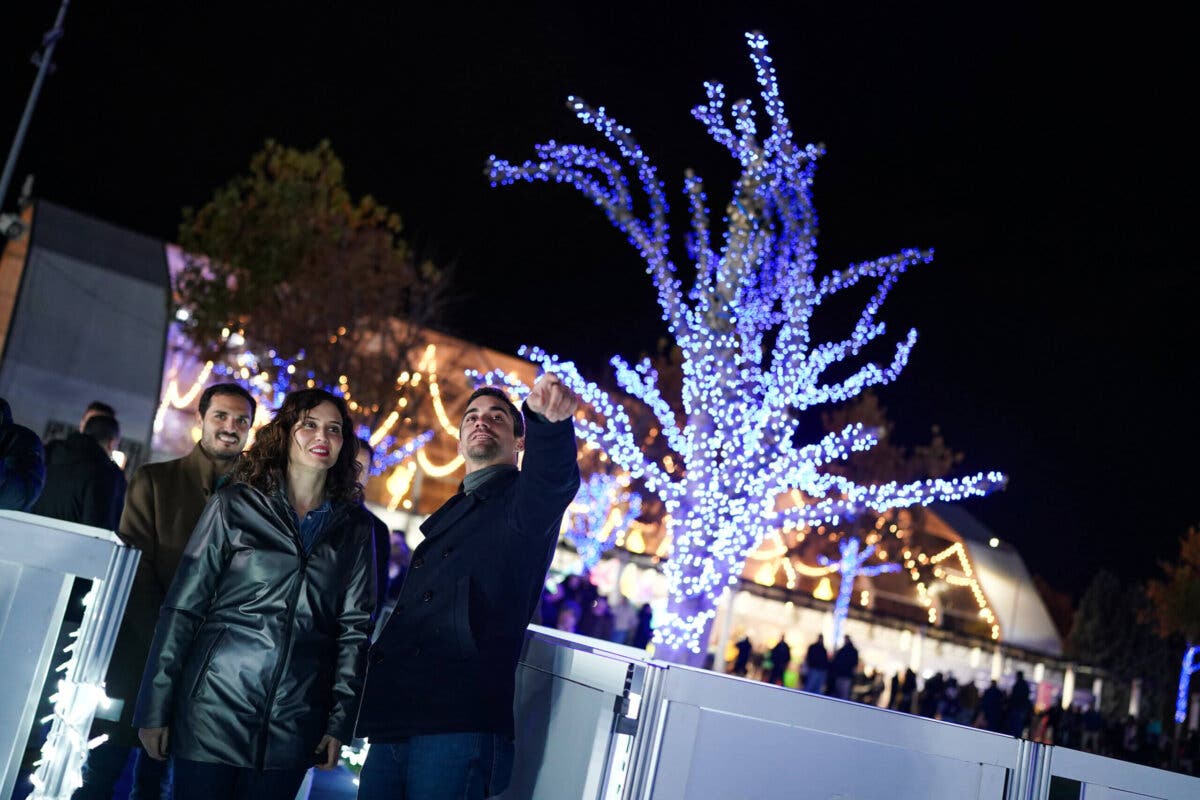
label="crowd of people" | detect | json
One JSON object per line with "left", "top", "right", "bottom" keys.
{"left": 536, "top": 572, "right": 655, "bottom": 649}
{"left": 718, "top": 633, "right": 1200, "bottom": 776}
{"left": 1, "top": 375, "right": 585, "bottom": 800}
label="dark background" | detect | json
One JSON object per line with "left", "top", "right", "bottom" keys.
{"left": 4, "top": 2, "right": 1195, "bottom": 598}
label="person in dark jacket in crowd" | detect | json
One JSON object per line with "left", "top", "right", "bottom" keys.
{"left": 732, "top": 634, "right": 753, "bottom": 676}
{"left": 76, "top": 383, "right": 255, "bottom": 800}
{"left": 1004, "top": 671, "right": 1034, "bottom": 737}
{"left": 831, "top": 636, "right": 859, "bottom": 700}
{"left": 80, "top": 400, "right": 116, "bottom": 431}
{"left": 979, "top": 680, "right": 1005, "bottom": 731}
{"left": 356, "top": 436, "right": 392, "bottom": 615}
{"left": 803, "top": 634, "right": 830, "bottom": 694}
{"left": 356, "top": 375, "right": 580, "bottom": 800}
{"left": 0, "top": 396, "right": 45, "bottom": 511}
{"left": 767, "top": 634, "right": 791, "bottom": 685}
{"left": 631, "top": 603, "right": 655, "bottom": 649}
{"left": 133, "top": 389, "right": 376, "bottom": 800}
{"left": 31, "top": 413, "right": 125, "bottom": 529}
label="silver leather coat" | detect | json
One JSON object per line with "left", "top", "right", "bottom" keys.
{"left": 132, "top": 482, "right": 376, "bottom": 769}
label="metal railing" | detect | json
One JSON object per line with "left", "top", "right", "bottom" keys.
{"left": 509, "top": 626, "right": 1200, "bottom": 800}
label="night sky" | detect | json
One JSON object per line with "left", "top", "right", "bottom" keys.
{"left": 4, "top": 3, "right": 1195, "bottom": 599}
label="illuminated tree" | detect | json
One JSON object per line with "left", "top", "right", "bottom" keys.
{"left": 563, "top": 472, "right": 643, "bottom": 574}
{"left": 821, "top": 537, "right": 900, "bottom": 647}
{"left": 489, "top": 33, "right": 1005, "bottom": 663}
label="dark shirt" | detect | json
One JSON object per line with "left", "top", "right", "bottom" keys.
{"left": 286, "top": 496, "right": 333, "bottom": 553}
{"left": 461, "top": 463, "right": 518, "bottom": 494}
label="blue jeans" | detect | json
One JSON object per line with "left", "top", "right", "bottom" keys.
{"left": 171, "top": 758, "right": 306, "bottom": 800}
{"left": 73, "top": 740, "right": 172, "bottom": 800}
{"left": 358, "top": 733, "right": 515, "bottom": 800}
{"left": 803, "top": 667, "right": 827, "bottom": 695}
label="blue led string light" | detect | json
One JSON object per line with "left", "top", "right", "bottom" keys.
{"left": 490, "top": 33, "right": 1006, "bottom": 658}
{"left": 564, "top": 472, "right": 643, "bottom": 574}
{"left": 212, "top": 347, "right": 431, "bottom": 477}
{"left": 817, "top": 537, "right": 901, "bottom": 648}
{"left": 1177, "top": 644, "right": 1199, "bottom": 724}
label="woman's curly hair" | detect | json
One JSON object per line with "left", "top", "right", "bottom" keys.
{"left": 231, "top": 388, "right": 362, "bottom": 505}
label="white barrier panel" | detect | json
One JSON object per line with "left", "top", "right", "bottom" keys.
{"left": 506, "top": 628, "right": 651, "bottom": 799}
{"left": 639, "top": 663, "right": 1020, "bottom": 800}
{"left": 509, "top": 627, "right": 1200, "bottom": 800}
{"left": 0, "top": 511, "right": 139, "bottom": 800}
{"left": 1040, "top": 746, "right": 1200, "bottom": 800}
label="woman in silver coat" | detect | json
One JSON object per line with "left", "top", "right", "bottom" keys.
{"left": 133, "top": 389, "right": 376, "bottom": 800}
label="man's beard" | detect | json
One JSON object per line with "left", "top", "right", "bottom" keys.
{"left": 202, "top": 433, "right": 243, "bottom": 461}
{"left": 464, "top": 439, "right": 501, "bottom": 462}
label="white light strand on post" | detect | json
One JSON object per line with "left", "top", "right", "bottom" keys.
{"left": 488, "top": 33, "right": 1007, "bottom": 660}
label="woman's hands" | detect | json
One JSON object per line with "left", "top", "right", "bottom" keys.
{"left": 138, "top": 727, "right": 169, "bottom": 761}
{"left": 314, "top": 734, "right": 341, "bottom": 770}
{"left": 139, "top": 725, "right": 340, "bottom": 771}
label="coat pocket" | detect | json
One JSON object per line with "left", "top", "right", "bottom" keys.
{"left": 188, "top": 625, "right": 229, "bottom": 699}
{"left": 450, "top": 576, "right": 479, "bottom": 657}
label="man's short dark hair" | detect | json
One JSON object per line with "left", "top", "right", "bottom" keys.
{"left": 86, "top": 400, "right": 116, "bottom": 418}
{"left": 83, "top": 414, "right": 120, "bottom": 443}
{"left": 198, "top": 383, "right": 257, "bottom": 421}
{"left": 465, "top": 387, "right": 524, "bottom": 437}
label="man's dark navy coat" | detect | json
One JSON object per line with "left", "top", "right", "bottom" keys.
{"left": 356, "top": 409, "right": 580, "bottom": 739}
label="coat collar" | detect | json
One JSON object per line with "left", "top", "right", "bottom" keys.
{"left": 419, "top": 469, "right": 518, "bottom": 542}
{"left": 184, "top": 443, "right": 239, "bottom": 495}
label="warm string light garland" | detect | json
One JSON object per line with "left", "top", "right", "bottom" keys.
{"left": 489, "top": 33, "right": 1006, "bottom": 657}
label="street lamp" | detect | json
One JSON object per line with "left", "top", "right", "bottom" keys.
{"left": 0, "top": 0, "right": 71, "bottom": 239}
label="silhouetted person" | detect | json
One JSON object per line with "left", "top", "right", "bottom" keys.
{"left": 79, "top": 400, "right": 116, "bottom": 432}
{"left": 1081, "top": 705, "right": 1103, "bottom": 752}
{"left": 1005, "top": 670, "right": 1033, "bottom": 736}
{"left": 32, "top": 414, "right": 125, "bottom": 530}
{"left": 732, "top": 635, "right": 752, "bottom": 676}
{"left": 957, "top": 678, "right": 980, "bottom": 725}
{"left": 768, "top": 634, "right": 791, "bottom": 685}
{"left": 980, "top": 680, "right": 1005, "bottom": 731}
{"left": 356, "top": 437, "right": 391, "bottom": 614}
{"left": 803, "top": 634, "right": 830, "bottom": 694}
{"left": 631, "top": 603, "right": 654, "bottom": 649}
{"left": 919, "top": 671, "right": 946, "bottom": 718}
{"left": 831, "top": 637, "right": 858, "bottom": 699}
{"left": 899, "top": 668, "right": 918, "bottom": 713}
{"left": 888, "top": 672, "right": 902, "bottom": 709}
{"left": 0, "top": 396, "right": 44, "bottom": 511}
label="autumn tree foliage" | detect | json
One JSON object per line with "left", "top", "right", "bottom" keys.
{"left": 176, "top": 140, "right": 445, "bottom": 431}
